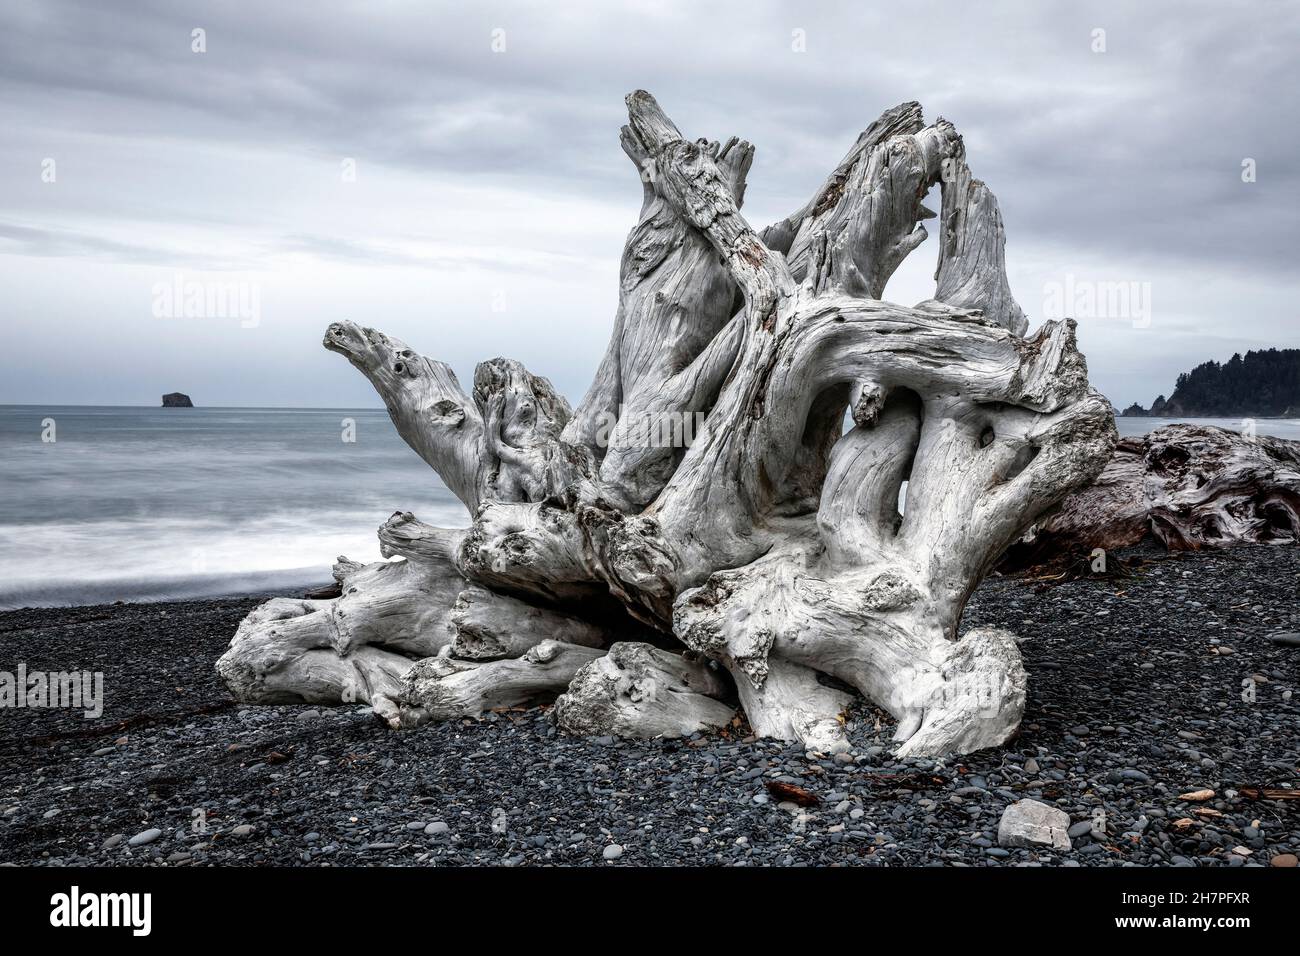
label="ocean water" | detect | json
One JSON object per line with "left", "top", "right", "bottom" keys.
{"left": 1, "top": 406, "right": 1296, "bottom": 609}
{"left": 1114, "top": 416, "right": 1300, "bottom": 441}
{"left": 0, "top": 406, "right": 468, "bottom": 609}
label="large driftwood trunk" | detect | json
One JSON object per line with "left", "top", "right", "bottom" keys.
{"left": 1002, "top": 423, "right": 1300, "bottom": 570}
{"left": 217, "top": 91, "right": 1116, "bottom": 757}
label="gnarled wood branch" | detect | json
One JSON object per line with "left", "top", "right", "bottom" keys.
{"left": 927, "top": 131, "right": 1029, "bottom": 335}
{"left": 554, "top": 642, "right": 735, "bottom": 739}
{"left": 564, "top": 126, "right": 752, "bottom": 511}
{"left": 399, "top": 640, "right": 604, "bottom": 726}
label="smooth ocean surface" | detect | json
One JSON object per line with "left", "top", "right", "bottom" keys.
{"left": 0, "top": 406, "right": 468, "bottom": 609}
{"left": 0, "top": 406, "right": 1296, "bottom": 608}
{"left": 1115, "top": 416, "right": 1300, "bottom": 441}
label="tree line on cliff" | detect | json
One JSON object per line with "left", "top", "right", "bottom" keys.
{"left": 1121, "top": 348, "right": 1300, "bottom": 417}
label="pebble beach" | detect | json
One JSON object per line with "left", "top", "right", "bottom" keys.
{"left": 1, "top": 543, "right": 1297, "bottom": 867}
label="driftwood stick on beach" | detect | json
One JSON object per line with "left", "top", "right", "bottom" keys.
{"left": 1002, "top": 423, "right": 1300, "bottom": 570}
{"left": 217, "top": 90, "right": 1116, "bottom": 756}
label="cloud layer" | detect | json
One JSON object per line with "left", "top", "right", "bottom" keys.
{"left": 1, "top": 0, "right": 1296, "bottom": 408}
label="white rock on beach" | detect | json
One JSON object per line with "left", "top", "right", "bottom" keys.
{"left": 997, "top": 800, "right": 1072, "bottom": 850}
{"left": 127, "top": 828, "right": 162, "bottom": 847}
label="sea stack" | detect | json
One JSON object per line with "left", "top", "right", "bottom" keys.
{"left": 161, "top": 392, "right": 194, "bottom": 407}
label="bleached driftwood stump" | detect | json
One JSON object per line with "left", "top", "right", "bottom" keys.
{"left": 217, "top": 91, "right": 1116, "bottom": 756}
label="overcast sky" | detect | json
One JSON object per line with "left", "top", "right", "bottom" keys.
{"left": 1, "top": 0, "right": 1296, "bottom": 409}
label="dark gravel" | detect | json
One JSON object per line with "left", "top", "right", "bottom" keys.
{"left": 1, "top": 543, "right": 1297, "bottom": 867}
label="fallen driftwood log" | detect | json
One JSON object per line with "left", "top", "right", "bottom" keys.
{"left": 1002, "top": 424, "right": 1300, "bottom": 571}
{"left": 217, "top": 90, "right": 1116, "bottom": 756}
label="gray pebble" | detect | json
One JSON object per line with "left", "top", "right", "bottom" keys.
{"left": 128, "top": 828, "right": 162, "bottom": 847}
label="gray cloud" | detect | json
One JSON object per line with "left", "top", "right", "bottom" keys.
{"left": 0, "top": 220, "right": 183, "bottom": 263}
{"left": 0, "top": 0, "right": 1295, "bottom": 409}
